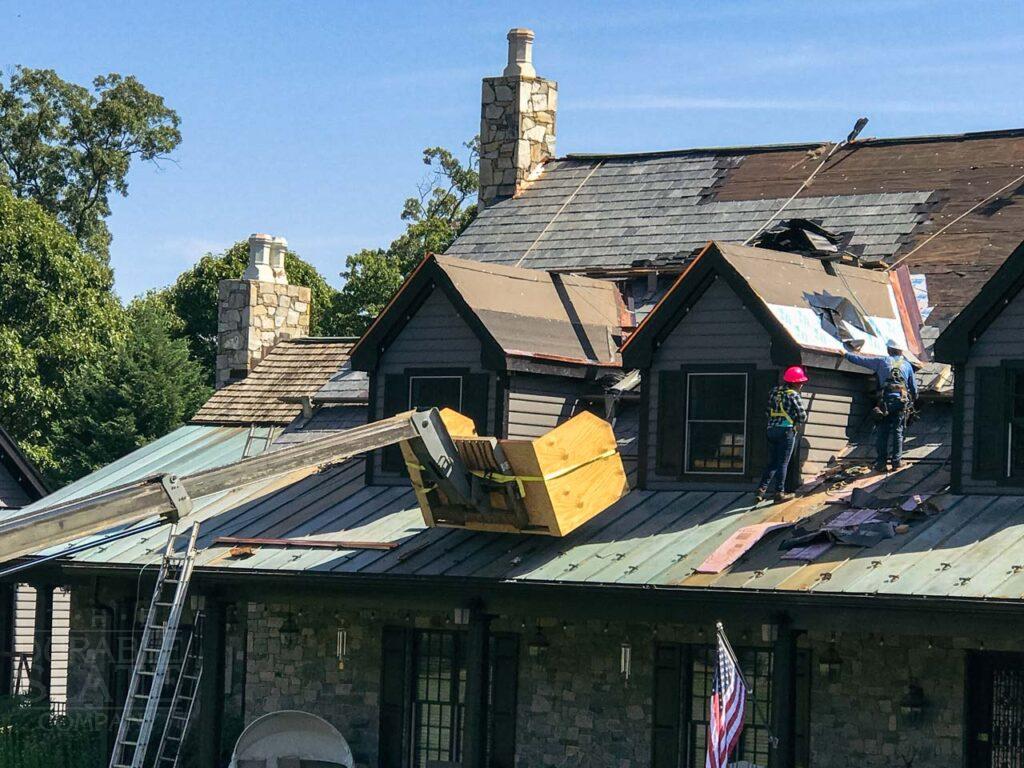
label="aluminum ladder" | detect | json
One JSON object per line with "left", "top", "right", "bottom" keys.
{"left": 152, "top": 612, "right": 204, "bottom": 768}
{"left": 109, "top": 523, "right": 200, "bottom": 768}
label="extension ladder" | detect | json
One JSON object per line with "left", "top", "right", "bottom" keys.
{"left": 152, "top": 612, "right": 204, "bottom": 768}
{"left": 109, "top": 523, "right": 200, "bottom": 768}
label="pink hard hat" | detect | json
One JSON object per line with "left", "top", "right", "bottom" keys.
{"left": 783, "top": 366, "right": 809, "bottom": 384}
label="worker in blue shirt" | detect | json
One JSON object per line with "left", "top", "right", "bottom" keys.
{"left": 843, "top": 338, "right": 917, "bottom": 472}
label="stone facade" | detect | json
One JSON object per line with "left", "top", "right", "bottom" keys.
{"left": 215, "top": 233, "right": 311, "bottom": 389}
{"left": 479, "top": 29, "right": 557, "bottom": 209}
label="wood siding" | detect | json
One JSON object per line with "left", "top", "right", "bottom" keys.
{"left": 12, "top": 584, "right": 70, "bottom": 705}
{"left": 798, "top": 370, "right": 873, "bottom": 481}
{"left": 506, "top": 374, "right": 583, "bottom": 440}
{"left": 646, "top": 277, "right": 773, "bottom": 489}
{"left": 962, "top": 287, "right": 1024, "bottom": 493}
{"left": 372, "top": 288, "right": 493, "bottom": 481}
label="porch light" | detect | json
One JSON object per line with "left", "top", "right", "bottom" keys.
{"left": 280, "top": 610, "right": 301, "bottom": 648}
{"left": 818, "top": 636, "right": 843, "bottom": 681}
{"left": 620, "top": 642, "right": 633, "bottom": 684}
{"left": 337, "top": 627, "right": 349, "bottom": 670}
{"left": 527, "top": 628, "right": 550, "bottom": 658}
{"left": 899, "top": 682, "right": 926, "bottom": 720}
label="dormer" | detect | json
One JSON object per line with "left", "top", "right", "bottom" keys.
{"left": 623, "top": 241, "right": 922, "bottom": 490}
{"left": 349, "top": 254, "right": 627, "bottom": 482}
{"left": 935, "top": 240, "right": 1024, "bottom": 493}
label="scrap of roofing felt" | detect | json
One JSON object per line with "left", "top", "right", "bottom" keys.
{"left": 695, "top": 521, "right": 794, "bottom": 574}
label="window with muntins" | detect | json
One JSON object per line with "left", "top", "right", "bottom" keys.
{"left": 685, "top": 373, "right": 748, "bottom": 474}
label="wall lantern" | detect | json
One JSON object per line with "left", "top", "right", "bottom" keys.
{"left": 818, "top": 635, "right": 843, "bottom": 681}
{"left": 336, "top": 627, "right": 349, "bottom": 671}
{"left": 280, "top": 610, "right": 301, "bottom": 648}
{"left": 453, "top": 607, "right": 471, "bottom": 626}
{"left": 899, "top": 682, "right": 926, "bottom": 721}
{"left": 620, "top": 642, "right": 633, "bottom": 684}
{"left": 527, "top": 628, "right": 550, "bottom": 658}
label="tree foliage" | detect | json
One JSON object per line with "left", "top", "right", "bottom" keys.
{"left": 328, "top": 139, "right": 479, "bottom": 335}
{"left": 164, "top": 240, "right": 336, "bottom": 379}
{"left": 52, "top": 294, "right": 210, "bottom": 483}
{"left": 0, "top": 185, "right": 124, "bottom": 476}
{"left": 0, "top": 67, "right": 181, "bottom": 256}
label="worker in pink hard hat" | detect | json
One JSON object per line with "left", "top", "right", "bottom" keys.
{"left": 755, "top": 366, "right": 808, "bottom": 504}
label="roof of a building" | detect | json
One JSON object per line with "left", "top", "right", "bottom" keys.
{"left": 934, "top": 239, "right": 1024, "bottom": 363}
{"left": 623, "top": 241, "right": 915, "bottom": 369}
{"left": 446, "top": 129, "right": 1024, "bottom": 324}
{"left": 0, "top": 427, "right": 46, "bottom": 510}
{"left": 193, "top": 338, "right": 359, "bottom": 426}
{"left": 350, "top": 254, "right": 627, "bottom": 372}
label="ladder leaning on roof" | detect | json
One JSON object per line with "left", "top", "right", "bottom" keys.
{"left": 109, "top": 523, "right": 201, "bottom": 768}
{"left": 152, "top": 611, "right": 204, "bottom": 768}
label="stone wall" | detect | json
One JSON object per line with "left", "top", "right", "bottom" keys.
{"left": 216, "top": 279, "right": 311, "bottom": 388}
{"left": 479, "top": 75, "right": 557, "bottom": 209}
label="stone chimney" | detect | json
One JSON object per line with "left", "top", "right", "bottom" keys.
{"left": 478, "top": 28, "right": 557, "bottom": 210}
{"left": 216, "top": 233, "right": 311, "bottom": 389}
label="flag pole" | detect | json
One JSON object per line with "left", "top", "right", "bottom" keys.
{"left": 716, "top": 622, "right": 780, "bottom": 750}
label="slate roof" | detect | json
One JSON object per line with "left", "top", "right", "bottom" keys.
{"left": 193, "top": 338, "right": 359, "bottom": 426}
{"left": 447, "top": 130, "right": 1024, "bottom": 324}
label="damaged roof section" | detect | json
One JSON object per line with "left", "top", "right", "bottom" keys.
{"left": 193, "top": 338, "right": 359, "bottom": 426}
{"left": 624, "top": 241, "right": 921, "bottom": 368}
{"left": 350, "top": 253, "right": 627, "bottom": 373}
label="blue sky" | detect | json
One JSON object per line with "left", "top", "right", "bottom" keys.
{"left": 4, "top": 0, "right": 1023, "bottom": 299}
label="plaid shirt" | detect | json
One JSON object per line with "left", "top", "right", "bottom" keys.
{"left": 766, "top": 385, "right": 807, "bottom": 428}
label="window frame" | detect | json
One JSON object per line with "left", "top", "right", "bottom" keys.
{"left": 682, "top": 368, "right": 751, "bottom": 478}
{"left": 407, "top": 374, "right": 464, "bottom": 413}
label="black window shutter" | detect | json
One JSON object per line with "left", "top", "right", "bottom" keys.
{"left": 656, "top": 370, "right": 685, "bottom": 476}
{"left": 651, "top": 643, "right": 682, "bottom": 768}
{"left": 462, "top": 373, "right": 491, "bottom": 436}
{"left": 379, "top": 626, "right": 412, "bottom": 768}
{"left": 488, "top": 634, "right": 519, "bottom": 768}
{"left": 973, "top": 366, "right": 1007, "bottom": 480}
{"left": 746, "top": 370, "right": 778, "bottom": 481}
{"left": 381, "top": 374, "right": 408, "bottom": 473}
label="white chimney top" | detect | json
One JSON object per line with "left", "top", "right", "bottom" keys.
{"left": 270, "top": 236, "right": 288, "bottom": 284}
{"left": 503, "top": 28, "right": 536, "bottom": 78}
{"left": 243, "top": 233, "right": 275, "bottom": 282}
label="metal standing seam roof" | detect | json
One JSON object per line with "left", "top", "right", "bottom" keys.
{"left": 34, "top": 404, "right": 1024, "bottom": 604}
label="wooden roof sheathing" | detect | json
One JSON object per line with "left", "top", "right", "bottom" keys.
{"left": 193, "top": 338, "right": 357, "bottom": 426}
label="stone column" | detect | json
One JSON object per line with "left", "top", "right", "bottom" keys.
{"left": 479, "top": 28, "right": 557, "bottom": 209}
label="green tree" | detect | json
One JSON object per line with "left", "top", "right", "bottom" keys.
{"left": 53, "top": 294, "right": 211, "bottom": 483}
{"left": 0, "top": 67, "right": 181, "bottom": 256}
{"left": 328, "top": 139, "right": 479, "bottom": 335}
{"left": 0, "top": 185, "right": 124, "bottom": 477}
{"left": 165, "top": 240, "right": 337, "bottom": 380}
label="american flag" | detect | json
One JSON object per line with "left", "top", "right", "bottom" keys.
{"left": 705, "top": 629, "right": 747, "bottom": 768}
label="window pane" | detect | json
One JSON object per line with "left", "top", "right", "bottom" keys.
{"left": 687, "top": 423, "right": 745, "bottom": 473}
{"left": 687, "top": 374, "right": 747, "bottom": 421}
{"left": 410, "top": 376, "right": 463, "bottom": 412}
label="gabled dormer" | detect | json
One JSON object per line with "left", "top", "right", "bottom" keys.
{"left": 935, "top": 240, "right": 1024, "bottom": 493}
{"left": 349, "top": 254, "right": 627, "bottom": 482}
{"left": 623, "top": 241, "right": 922, "bottom": 490}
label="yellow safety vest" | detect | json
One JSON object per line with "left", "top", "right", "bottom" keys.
{"left": 769, "top": 388, "right": 798, "bottom": 427}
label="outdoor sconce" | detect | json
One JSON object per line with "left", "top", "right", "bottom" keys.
{"left": 818, "top": 635, "right": 843, "bottom": 681}
{"left": 336, "top": 627, "right": 349, "bottom": 671}
{"left": 620, "top": 642, "right": 632, "bottom": 684}
{"left": 899, "top": 682, "right": 926, "bottom": 721}
{"left": 527, "top": 628, "right": 550, "bottom": 658}
{"left": 280, "top": 610, "right": 301, "bottom": 648}
{"left": 453, "top": 607, "right": 471, "bottom": 626}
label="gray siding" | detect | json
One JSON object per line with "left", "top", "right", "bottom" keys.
{"left": 372, "top": 287, "right": 493, "bottom": 481}
{"left": 798, "top": 370, "right": 872, "bottom": 482}
{"left": 506, "top": 374, "right": 583, "bottom": 440}
{"left": 646, "top": 276, "right": 773, "bottom": 489}
{"left": 962, "top": 286, "right": 1024, "bottom": 493}
{"left": 0, "top": 464, "right": 31, "bottom": 509}
{"left": 12, "top": 584, "right": 70, "bottom": 706}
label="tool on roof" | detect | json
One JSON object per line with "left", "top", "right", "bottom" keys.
{"left": 743, "top": 117, "right": 869, "bottom": 246}
{"left": 110, "top": 523, "right": 200, "bottom": 768}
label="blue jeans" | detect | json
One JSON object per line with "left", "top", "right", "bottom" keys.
{"left": 875, "top": 413, "right": 905, "bottom": 467}
{"left": 758, "top": 426, "right": 796, "bottom": 494}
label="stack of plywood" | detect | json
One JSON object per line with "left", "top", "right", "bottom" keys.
{"left": 402, "top": 409, "right": 628, "bottom": 537}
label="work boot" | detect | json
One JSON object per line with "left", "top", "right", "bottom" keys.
{"left": 872, "top": 463, "right": 887, "bottom": 473}
{"left": 773, "top": 492, "right": 795, "bottom": 504}
{"left": 754, "top": 487, "right": 767, "bottom": 503}
{"left": 891, "top": 460, "right": 903, "bottom": 470}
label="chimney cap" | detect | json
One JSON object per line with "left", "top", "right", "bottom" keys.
{"left": 504, "top": 27, "right": 536, "bottom": 78}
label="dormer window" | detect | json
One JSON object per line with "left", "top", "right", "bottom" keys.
{"left": 684, "top": 372, "right": 748, "bottom": 475}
